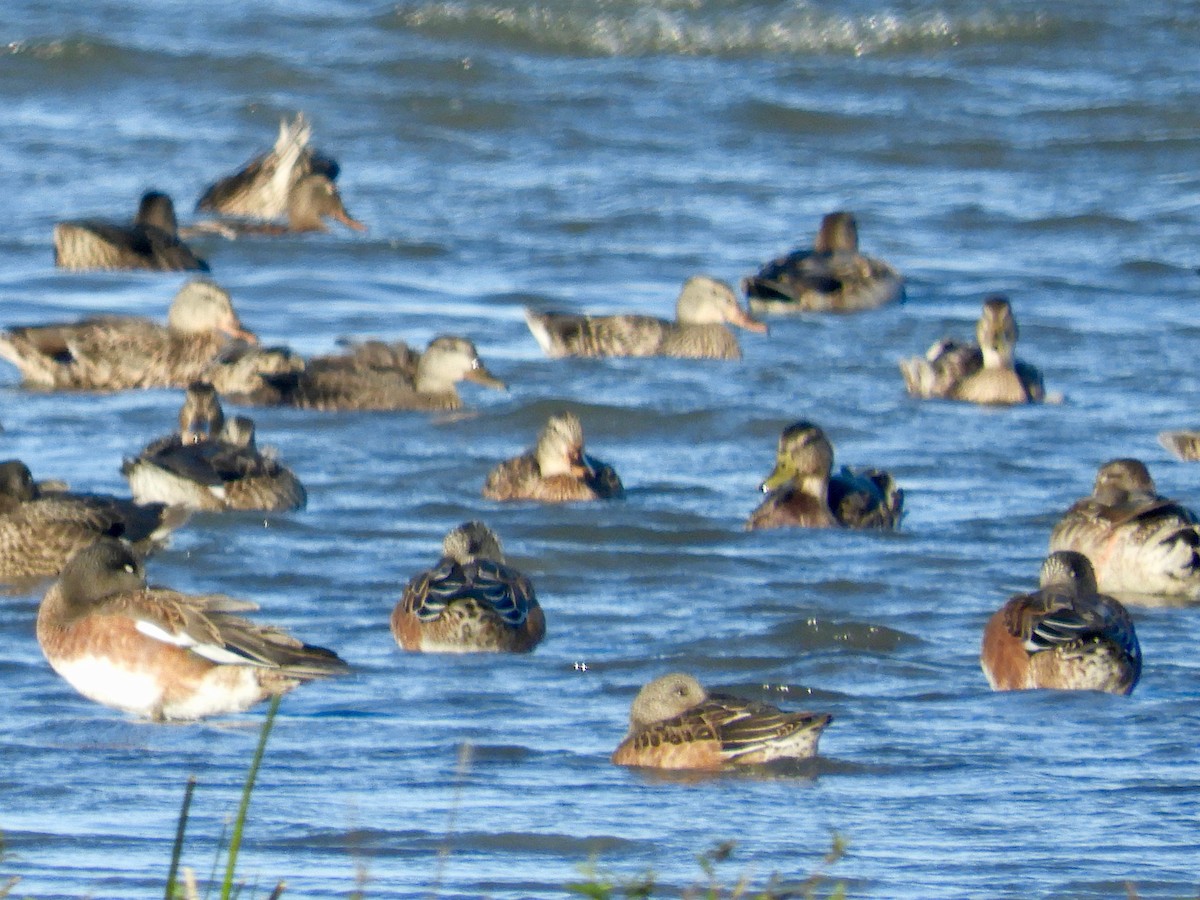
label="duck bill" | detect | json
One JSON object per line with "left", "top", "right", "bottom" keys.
{"left": 465, "top": 364, "right": 506, "bottom": 391}
{"left": 570, "top": 453, "right": 596, "bottom": 480}
{"left": 759, "top": 464, "right": 789, "bottom": 493}
{"left": 730, "top": 305, "right": 768, "bottom": 334}
{"left": 330, "top": 202, "right": 367, "bottom": 233}
{"left": 221, "top": 316, "right": 259, "bottom": 345}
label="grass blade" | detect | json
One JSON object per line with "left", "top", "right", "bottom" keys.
{"left": 221, "top": 694, "right": 281, "bottom": 900}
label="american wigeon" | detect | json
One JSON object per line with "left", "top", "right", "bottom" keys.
{"left": 36, "top": 539, "right": 347, "bottom": 721}
{"left": 251, "top": 336, "right": 504, "bottom": 412}
{"left": 0, "top": 278, "right": 257, "bottom": 391}
{"left": 53, "top": 191, "right": 209, "bottom": 272}
{"left": 525, "top": 276, "right": 766, "bottom": 360}
{"left": 196, "top": 113, "right": 342, "bottom": 220}
{"left": 1049, "top": 458, "right": 1200, "bottom": 600}
{"left": 122, "top": 383, "right": 306, "bottom": 513}
{"left": 900, "top": 295, "right": 1046, "bottom": 405}
{"left": 391, "top": 521, "right": 545, "bottom": 653}
{"left": 0, "top": 460, "right": 186, "bottom": 581}
{"left": 743, "top": 212, "right": 904, "bottom": 313}
{"left": 612, "top": 673, "right": 832, "bottom": 770}
{"left": 746, "top": 421, "right": 902, "bottom": 530}
{"left": 483, "top": 412, "right": 623, "bottom": 503}
{"left": 981, "top": 551, "right": 1141, "bottom": 694}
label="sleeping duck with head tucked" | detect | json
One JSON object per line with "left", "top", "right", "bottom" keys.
{"left": 53, "top": 190, "right": 208, "bottom": 273}
{"left": 525, "top": 275, "right": 766, "bottom": 361}
{"left": 742, "top": 211, "right": 904, "bottom": 314}
{"left": 1049, "top": 458, "right": 1200, "bottom": 602}
{"left": 746, "top": 420, "right": 902, "bottom": 531}
{"left": 899, "top": 295, "right": 1046, "bottom": 405}
{"left": 483, "top": 412, "right": 624, "bottom": 503}
{"left": 0, "top": 278, "right": 257, "bottom": 392}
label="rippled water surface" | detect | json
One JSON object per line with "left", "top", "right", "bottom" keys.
{"left": 2, "top": 0, "right": 1200, "bottom": 897}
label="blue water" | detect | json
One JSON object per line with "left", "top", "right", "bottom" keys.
{"left": 1, "top": 0, "right": 1200, "bottom": 896}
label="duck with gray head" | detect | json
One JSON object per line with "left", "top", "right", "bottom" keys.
{"left": 483, "top": 412, "right": 623, "bottom": 503}
{"left": 0, "top": 459, "right": 187, "bottom": 581}
{"left": 743, "top": 211, "right": 904, "bottom": 313}
{"left": 746, "top": 420, "right": 902, "bottom": 531}
{"left": 54, "top": 190, "right": 209, "bottom": 272}
{"left": 0, "top": 278, "right": 257, "bottom": 391}
{"left": 36, "top": 538, "right": 347, "bottom": 721}
{"left": 525, "top": 276, "right": 766, "bottom": 360}
{"left": 122, "top": 383, "right": 306, "bottom": 513}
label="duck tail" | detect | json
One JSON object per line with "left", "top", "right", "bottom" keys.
{"left": 523, "top": 307, "right": 560, "bottom": 357}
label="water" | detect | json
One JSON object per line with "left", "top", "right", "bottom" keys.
{"left": 1, "top": 0, "right": 1199, "bottom": 896}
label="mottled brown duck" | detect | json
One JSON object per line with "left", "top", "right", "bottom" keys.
{"left": 54, "top": 190, "right": 209, "bottom": 272}
{"left": 483, "top": 412, "right": 624, "bottom": 503}
{"left": 525, "top": 276, "right": 766, "bottom": 360}
{"left": 0, "top": 278, "right": 257, "bottom": 391}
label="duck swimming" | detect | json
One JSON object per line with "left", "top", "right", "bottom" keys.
{"left": 483, "top": 412, "right": 624, "bottom": 503}
{"left": 899, "top": 295, "right": 1046, "bottom": 405}
{"left": 742, "top": 211, "right": 903, "bottom": 314}
{"left": 981, "top": 551, "right": 1141, "bottom": 695}
{"left": 250, "top": 336, "right": 504, "bottom": 412}
{"left": 36, "top": 538, "right": 347, "bottom": 721}
{"left": 196, "top": 113, "right": 342, "bottom": 220}
{"left": 746, "top": 420, "right": 902, "bottom": 530}
{"left": 391, "top": 521, "right": 545, "bottom": 653}
{"left": 525, "top": 276, "right": 766, "bottom": 361}
{"left": 611, "top": 673, "right": 833, "bottom": 770}
{"left": 122, "top": 382, "right": 306, "bottom": 513}
{"left": 1049, "top": 458, "right": 1200, "bottom": 601}
{"left": 0, "top": 459, "right": 186, "bottom": 581}
{"left": 0, "top": 278, "right": 257, "bottom": 391}
{"left": 53, "top": 191, "right": 208, "bottom": 273}
{"left": 189, "top": 173, "right": 365, "bottom": 237}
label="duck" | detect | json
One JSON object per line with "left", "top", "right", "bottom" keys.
{"left": 196, "top": 113, "right": 342, "bottom": 220}
{"left": 1158, "top": 430, "right": 1200, "bottom": 461}
{"left": 391, "top": 521, "right": 545, "bottom": 653}
{"left": 201, "top": 343, "right": 307, "bottom": 403}
{"left": 122, "top": 382, "right": 306, "bottom": 513}
{"left": 746, "top": 421, "right": 902, "bottom": 530}
{"left": 36, "top": 538, "right": 347, "bottom": 721}
{"left": 525, "top": 276, "right": 767, "bottom": 360}
{"left": 483, "top": 412, "right": 624, "bottom": 503}
{"left": 742, "top": 211, "right": 904, "bottom": 314}
{"left": 0, "top": 278, "right": 257, "bottom": 392}
{"left": 611, "top": 673, "right": 833, "bottom": 770}
{"left": 1048, "top": 458, "right": 1200, "bottom": 601}
{"left": 981, "top": 551, "right": 1141, "bottom": 694}
{"left": 899, "top": 295, "right": 1046, "bottom": 405}
{"left": 53, "top": 191, "right": 209, "bottom": 272}
{"left": 188, "top": 174, "right": 365, "bottom": 237}
{"left": 0, "top": 459, "right": 187, "bottom": 581}
{"left": 252, "top": 336, "right": 504, "bottom": 412}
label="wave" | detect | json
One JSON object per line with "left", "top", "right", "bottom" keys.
{"left": 387, "top": 0, "right": 1049, "bottom": 58}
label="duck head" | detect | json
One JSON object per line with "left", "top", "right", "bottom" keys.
{"left": 1039, "top": 551, "right": 1099, "bottom": 594}
{"left": 167, "top": 279, "right": 258, "bottom": 344}
{"left": 676, "top": 276, "right": 766, "bottom": 334}
{"left": 179, "top": 382, "right": 225, "bottom": 444}
{"left": 813, "top": 211, "right": 859, "bottom": 254}
{"left": 415, "top": 337, "right": 505, "bottom": 394}
{"left": 286, "top": 174, "right": 366, "bottom": 233}
{"left": 442, "top": 521, "right": 505, "bottom": 565}
{"left": 628, "top": 673, "right": 707, "bottom": 729}
{"left": 759, "top": 420, "right": 834, "bottom": 496}
{"left": 976, "top": 295, "right": 1017, "bottom": 369}
{"left": 535, "top": 412, "right": 594, "bottom": 480}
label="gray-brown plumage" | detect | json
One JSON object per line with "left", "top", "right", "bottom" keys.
{"left": 981, "top": 551, "right": 1141, "bottom": 694}
{"left": 0, "top": 460, "right": 187, "bottom": 581}
{"left": 252, "top": 336, "right": 504, "bottom": 412}
{"left": 190, "top": 174, "right": 365, "bottom": 236}
{"left": 54, "top": 191, "right": 209, "bottom": 272}
{"left": 483, "top": 412, "right": 624, "bottom": 503}
{"left": 36, "top": 538, "right": 347, "bottom": 721}
{"left": 391, "top": 522, "right": 545, "bottom": 653}
{"left": 743, "top": 212, "right": 904, "bottom": 313}
{"left": 746, "top": 421, "right": 902, "bottom": 530}
{"left": 611, "top": 673, "right": 832, "bottom": 770}
{"left": 525, "top": 276, "right": 766, "bottom": 360}
{"left": 900, "top": 296, "right": 1045, "bottom": 405}
{"left": 1049, "top": 459, "right": 1200, "bottom": 600}
{"left": 122, "top": 383, "right": 306, "bottom": 513}
{"left": 0, "top": 279, "right": 257, "bottom": 392}
{"left": 197, "top": 114, "right": 341, "bottom": 220}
